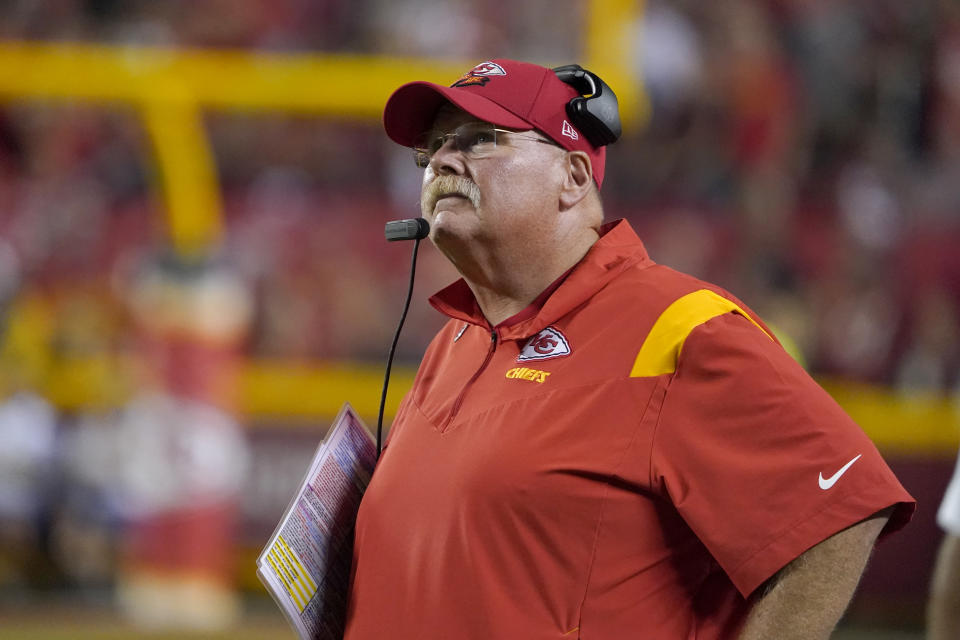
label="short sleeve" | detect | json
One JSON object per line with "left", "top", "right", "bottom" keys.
{"left": 650, "top": 312, "right": 915, "bottom": 597}
{"left": 937, "top": 451, "right": 960, "bottom": 535}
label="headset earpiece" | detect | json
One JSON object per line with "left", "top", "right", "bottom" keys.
{"left": 552, "top": 64, "right": 622, "bottom": 148}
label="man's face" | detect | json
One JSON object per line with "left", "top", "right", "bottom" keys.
{"left": 418, "top": 105, "right": 566, "bottom": 264}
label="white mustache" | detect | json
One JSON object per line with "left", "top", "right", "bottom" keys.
{"left": 421, "top": 175, "right": 481, "bottom": 217}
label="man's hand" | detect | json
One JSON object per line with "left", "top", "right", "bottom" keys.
{"left": 737, "top": 508, "right": 893, "bottom": 640}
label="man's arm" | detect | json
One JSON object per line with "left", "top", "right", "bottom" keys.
{"left": 737, "top": 508, "right": 893, "bottom": 640}
{"left": 928, "top": 533, "right": 960, "bottom": 639}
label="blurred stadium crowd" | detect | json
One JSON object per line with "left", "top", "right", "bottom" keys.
{"left": 0, "top": 0, "right": 957, "bottom": 381}
{"left": 0, "top": 0, "right": 958, "bottom": 631}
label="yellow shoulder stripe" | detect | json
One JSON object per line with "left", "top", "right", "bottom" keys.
{"left": 629, "top": 289, "right": 774, "bottom": 378}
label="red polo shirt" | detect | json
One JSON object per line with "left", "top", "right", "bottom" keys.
{"left": 344, "top": 219, "right": 914, "bottom": 640}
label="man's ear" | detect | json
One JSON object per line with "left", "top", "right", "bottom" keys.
{"left": 559, "top": 151, "right": 594, "bottom": 210}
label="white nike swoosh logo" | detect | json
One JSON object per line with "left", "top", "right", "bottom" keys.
{"left": 818, "top": 454, "right": 862, "bottom": 490}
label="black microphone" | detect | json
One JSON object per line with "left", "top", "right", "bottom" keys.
{"left": 376, "top": 217, "right": 430, "bottom": 458}
{"left": 385, "top": 218, "right": 430, "bottom": 241}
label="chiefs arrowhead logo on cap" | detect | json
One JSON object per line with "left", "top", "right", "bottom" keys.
{"left": 518, "top": 327, "right": 571, "bottom": 362}
{"left": 451, "top": 61, "right": 507, "bottom": 88}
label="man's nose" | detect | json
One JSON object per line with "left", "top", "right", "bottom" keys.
{"left": 429, "top": 138, "right": 466, "bottom": 175}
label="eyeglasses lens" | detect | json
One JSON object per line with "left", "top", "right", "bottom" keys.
{"left": 413, "top": 123, "right": 499, "bottom": 167}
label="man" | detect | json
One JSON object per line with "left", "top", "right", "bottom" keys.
{"left": 929, "top": 452, "right": 960, "bottom": 638}
{"left": 344, "top": 59, "right": 915, "bottom": 639}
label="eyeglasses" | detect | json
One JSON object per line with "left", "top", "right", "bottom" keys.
{"left": 413, "top": 121, "right": 558, "bottom": 168}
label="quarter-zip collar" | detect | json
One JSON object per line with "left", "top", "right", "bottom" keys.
{"left": 429, "top": 219, "right": 653, "bottom": 341}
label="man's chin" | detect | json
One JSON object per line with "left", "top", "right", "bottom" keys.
{"left": 429, "top": 210, "right": 477, "bottom": 240}
{"left": 429, "top": 203, "right": 470, "bottom": 225}
{"left": 427, "top": 211, "right": 451, "bottom": 236}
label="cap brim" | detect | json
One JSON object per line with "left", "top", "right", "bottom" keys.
{"left": 383, "top": 82, "right": 533, "bottom": 147}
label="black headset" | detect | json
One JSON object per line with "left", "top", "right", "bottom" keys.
{"left": 552, "top": 64, "right": 622, "bottom": 148}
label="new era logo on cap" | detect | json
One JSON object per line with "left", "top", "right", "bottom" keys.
{"left": 561, "top": 120, "right": 579, "bottom": 140}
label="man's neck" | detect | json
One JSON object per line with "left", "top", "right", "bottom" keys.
{"left": 462, "top": 228, "right": 599, "bottom": 326}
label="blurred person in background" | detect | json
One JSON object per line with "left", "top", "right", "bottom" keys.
{"left": 0, "top": 241, "right": 59, "bottom": 590}
{"left": 344, "top": 59, "right": 915, "bottom": 640}
{"left": 929, "top": 449, "right": 960, "bottom": 638}
{"left": 112, "top": 253, "right": 253, "bottom": 631}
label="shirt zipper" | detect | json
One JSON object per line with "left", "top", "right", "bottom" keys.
{"left": 441, "top": 329, "right": 498, "bottom": 432}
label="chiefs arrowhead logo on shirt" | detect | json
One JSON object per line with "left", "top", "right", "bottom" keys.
{"left": 517, "top": 327, "right": 571, "bottom": 362}
{"left": 451, "top": 61, "right": 507, "bottom": 88}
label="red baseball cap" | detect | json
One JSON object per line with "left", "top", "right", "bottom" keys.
{"left": 383, "top": 59, "right": 608, "bottom": 186}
